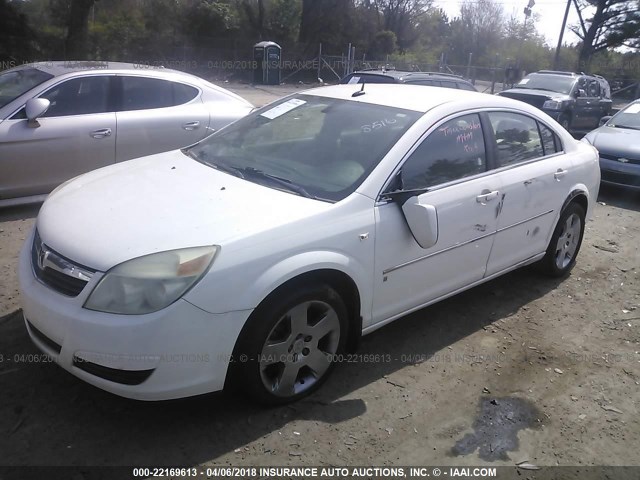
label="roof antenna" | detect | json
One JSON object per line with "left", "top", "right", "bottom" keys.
{"left": 352, "top": 82, "right": 366, "bottom": 97}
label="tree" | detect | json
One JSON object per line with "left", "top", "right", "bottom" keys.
{"left": 570, "top": 0, "right": 640, "bottom": 69}
{"left": 65, "top": 0, "right": 96, "bottom": 59}
{"left": 447, "top": 0, "right": 505, "bottom": 65}
{"left": 298, "top": 0, "right": 356, "bottom": 52}
{"left": 373, "top": 0, "right": 432, "bottom": 52}
{"left": 0, "top": 0, "right": 36, "bottom": 62}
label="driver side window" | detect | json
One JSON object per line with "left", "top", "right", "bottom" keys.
{"left": 401, "top": 113, "right": 487, "bottom": 190}
{"left": 40, "top": 76, "right": 110, "bottom": 117}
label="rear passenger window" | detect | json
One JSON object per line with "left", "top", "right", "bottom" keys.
{"left": 401, "top": 113, "right": 486, "bottom": 190}
{"left": 173, "top": 82, "right": 199, "bottom": 105}
{"left": 457, "top": 82, "right": 475, "bottom": 91}
{"left": 407, "top": 80, "right": 435, "bottom": 86}
{"left": 488, "top": 112, "right": 544, "bottom": 167}
{"left": 120, "top": 77, "right": 198, "bottom": 111}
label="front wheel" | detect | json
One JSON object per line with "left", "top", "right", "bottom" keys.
{"left": 233, "top": 285, "right": 348, "bottom": 405}
{"left": 558, "top": 113, "right": 571, "bottom": 131}
{"left": 536, "top": 202, "right": 585, "bottom": 277}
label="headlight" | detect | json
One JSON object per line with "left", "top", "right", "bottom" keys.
{"left": 543, "top": 100, "right": 563, "bottom": 110}
{"left": 84, "top": 246, "right": 218, "bottom": 315}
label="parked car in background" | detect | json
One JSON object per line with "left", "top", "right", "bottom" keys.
{"left": 498, "top": 70, "right": 612, "bottom": 135}
{"left": 0, "top": 61, "right": 253, "bottom": 207}
{"left": 340, "top": 69, "right": 477, "bottom": 91}
{"left": 583, "top": 99, "right": 640, "bottom": 190}
{"left": 20, "top": 85, "right": 599, "bottom": 404}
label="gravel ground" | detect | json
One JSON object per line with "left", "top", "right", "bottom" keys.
{"left": 0, "top": 84, "right": 639, "bottom": 470}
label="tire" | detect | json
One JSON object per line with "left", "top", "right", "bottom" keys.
{"left": 536, "top": 202, "right": 586, "bottom": 277}
{"left": 558, "top": 113, "right": 571, "bottom": 131}
{"left": 232, "top": 284, "right": 348, "bottom": 405}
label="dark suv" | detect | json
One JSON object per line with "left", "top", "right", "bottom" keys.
{"left": 498, "top": 70, "right": 612, "bottom": 134}
{"left": 340, "top": 69, "right": 477, "bottom": 91}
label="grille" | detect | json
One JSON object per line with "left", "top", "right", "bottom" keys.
{"left": 73, "top": 356, "right": 155, "bottom": 385}
{"left": 601, "top": 170, "right": 640, "bottom": 187}
{"left": 31, "top": 231, "right": 94, "bottom": 297}
{"left": 26, "top": 319, "right": 62, "bottom": 354}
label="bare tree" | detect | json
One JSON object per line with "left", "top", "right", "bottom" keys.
{"left": 450, "top": 0, "right": 504, "bottom": 64}
{"left": 570, "top": 0, "right": 640, "bottom": 69}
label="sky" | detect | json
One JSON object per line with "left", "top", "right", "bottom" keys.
{"left": 434, "top": 0, "right": 587, "bottom": 48}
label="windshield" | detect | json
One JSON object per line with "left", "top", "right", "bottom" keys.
{"left": 0, "top": 68, "right": 54, "bottom": 109}
{"left": 607, "top": 102, "right": 640, "bottom": 130}
{"left": 514, "top": 74, "right": 575, "bottom": 95}
{"left": 186, "top": 95, "right": 422, "bottom": 202}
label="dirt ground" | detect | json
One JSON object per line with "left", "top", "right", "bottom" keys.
{"left": 0, "top": 84, "right": 639, "bottom": 471}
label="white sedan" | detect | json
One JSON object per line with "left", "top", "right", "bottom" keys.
{"left": 19, "top": 84, "right": 600, "bottom": 404}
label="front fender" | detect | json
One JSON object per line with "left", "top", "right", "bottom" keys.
{"left": 248, "top": 250, "right": 371, "bottom": 318}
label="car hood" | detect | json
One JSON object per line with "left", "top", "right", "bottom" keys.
{"left": 499, "top": 88, "right": 568, "bottom": 101}
{"left": 586, "top": 126, "right": 640, "bottom": 158}
{"left": 37, "top": 150, "right": 331, "bottom": 272}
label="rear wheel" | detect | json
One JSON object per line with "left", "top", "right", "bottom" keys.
{"left": 536, "top": 202, "right": 585, "bottom": 277}
{"left": 233, "top": 284, "right": 347, "bottom": 405}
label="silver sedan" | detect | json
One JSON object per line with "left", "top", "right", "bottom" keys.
{"left": 0, "top": 61, "right": 254, "bottom": 206}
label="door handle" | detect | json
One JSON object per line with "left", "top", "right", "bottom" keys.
{"left": 182, "top": 121, "right": 200, "bottom": 131}
{"left": 554, "top": 168, "right": 567, "bottom": 181}
{"left": 476, "top": 190, "right": 500, "bottom": 204}
{"left": 90, "top": 128, "right": 112, "bottom": 139}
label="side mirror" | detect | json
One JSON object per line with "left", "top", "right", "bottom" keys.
{"left": 401, "top": 196, "right": 439, "bottom": 249}
{"left": 25, "top": 98, "right": 50, "bottom": 127}
{"left": 599, "top": 116, "right": 612, "bottom": 127}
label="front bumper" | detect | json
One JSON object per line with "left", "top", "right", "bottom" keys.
{"left": 541, "top": 109, "right": 563, "bottom": 121}
{"left": 600, "top": 157, "right": 640, "bottom": 190}
{"left": 18, "top": 230, "right": 251, "bottom": 400}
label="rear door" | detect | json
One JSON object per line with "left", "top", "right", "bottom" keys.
{"left": 483, "top": 111, "right": 572, "bottom": 276}
{"left": 0, "top": 75, "right": 116, "bottom": 200}
{"left": 114, "top": 76, "right": 209, "bottom": 162}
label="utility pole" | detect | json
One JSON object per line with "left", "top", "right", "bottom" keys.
{"left": 553, "top": 0, "right": 572, "bottom": 70}
{"left": 517, "top": 0, "right": 535, "bottom": 71}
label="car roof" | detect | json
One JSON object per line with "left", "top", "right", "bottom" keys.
{"left": 11, "top": 61, "right": 197, "bottom": 81}
{"left": 350, "top": 70, "right": 468, "bottom": 82}
{"left": 299, "top": 83, "right": 515, "bottom": 113}
{"left": 4, "top": 61, "right": 253, "bottom": 106}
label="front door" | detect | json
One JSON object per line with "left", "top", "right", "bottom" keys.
{"left": 372, "top": 113, "right": 500, "bottom": 325}
{"left": 0, "top": 75, "right": 116, "bottom": 200}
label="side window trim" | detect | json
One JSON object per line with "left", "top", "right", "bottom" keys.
{"left": 479, "top": 111, "right": 499, "bottom": 171}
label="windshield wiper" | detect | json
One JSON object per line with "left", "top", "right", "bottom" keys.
{"left": 183, "top": 149, "right": 248, "bottom": 179}
{"left": 238, "top": 167, "right": 315, "bottom": 199}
